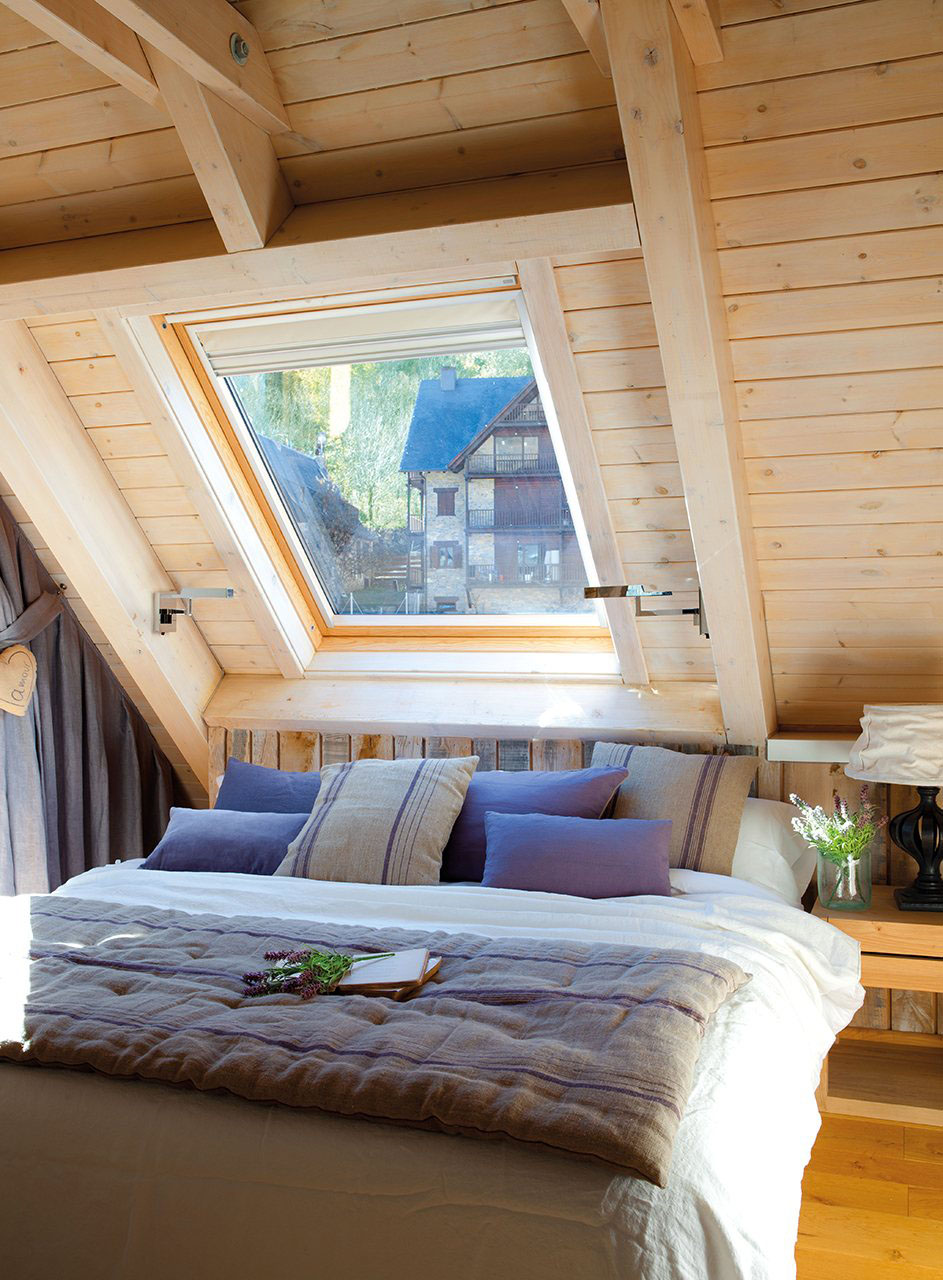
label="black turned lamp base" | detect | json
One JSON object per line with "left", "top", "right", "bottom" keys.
{"left": 890, "top": 786, "right": 943, "bottom": 913}
{"left": 895, "top": 884, "right": 943, "bottom": 912}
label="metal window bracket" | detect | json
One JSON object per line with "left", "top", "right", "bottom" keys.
{"left": 583, "top": 584, "right": 709, "bottom": 639}
{"left": 154, "top": 587, "right": 235, "bottom": 635}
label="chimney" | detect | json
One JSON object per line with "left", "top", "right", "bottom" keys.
{"left": 439, "top": 366, "right": 457, "bottom": 391}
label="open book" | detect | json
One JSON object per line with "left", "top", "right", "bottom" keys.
{"left": 337, "top": 949, "right": 441, "bottom": 998}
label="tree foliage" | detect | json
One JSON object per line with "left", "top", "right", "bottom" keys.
{"left": 230, "top": 347, "right": 533, "bottom": 531}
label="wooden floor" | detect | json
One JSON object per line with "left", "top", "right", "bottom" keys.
{"left": 797, "top": 1115, "right": 943, "bottom": 1279}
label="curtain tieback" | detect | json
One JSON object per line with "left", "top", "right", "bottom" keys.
{"left": 0, "top": 590, "right": 63, "bottom": 647}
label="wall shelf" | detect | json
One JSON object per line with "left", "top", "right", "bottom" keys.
{"left": 767, "top": 733, "right": 856, "bottom": 765}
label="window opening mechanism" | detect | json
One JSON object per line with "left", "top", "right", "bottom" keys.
{"left": 583, "top": 584, "right": 709, "bottom": 639}
{"left": 154, "top": 587, "right": 235, "bottom": 635}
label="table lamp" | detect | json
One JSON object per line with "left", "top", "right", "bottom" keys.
{"left": 845, "top": 704, "right": 943, "bottom": 911}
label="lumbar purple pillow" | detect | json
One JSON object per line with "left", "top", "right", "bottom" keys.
{"left": 214, "top": 757, "right": 320, "bottom": 814}
{"left": 441, "top": 767, "right": 627, "bottom": 882}
{"left": 481, "top": 811, "right": 672, "bottom": 899}
{"left": 142, "top": 807, "right": 308, "bottom": 875}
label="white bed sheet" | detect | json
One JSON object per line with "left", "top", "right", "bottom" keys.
{"left": 0, "top": 864, "right": 862, "bottom": 1280}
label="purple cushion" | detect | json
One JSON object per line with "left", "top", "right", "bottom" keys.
{"left": 214, "top": 757, "right": 320, "bottom": 814}
{"left": 481, "top": 811, "right": 672, "bottom": 899}
{"left": 141, "top": 807, "right": 308, "bottom": 875}
{"left": 441, "top": 767, "right": 627, "bottom": 882}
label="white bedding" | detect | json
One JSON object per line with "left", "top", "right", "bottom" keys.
{"left": 0, "top": 863, "right": 862, "bottom": 1280}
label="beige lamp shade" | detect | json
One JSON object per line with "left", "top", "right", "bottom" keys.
{"left": 845, "top": 704, "right": 943, "bottom": 786}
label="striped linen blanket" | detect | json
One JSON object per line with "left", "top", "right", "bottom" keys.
{"left": 1, "top": 895, "right": 749, "bottom": 1186}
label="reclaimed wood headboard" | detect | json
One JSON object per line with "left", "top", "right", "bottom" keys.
{"left": 207, "top": 725, "right": 757, "bottom": 805}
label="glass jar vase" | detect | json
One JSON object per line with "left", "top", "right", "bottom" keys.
{"left": 816, "top": 842, "right": 873, "bottom": 911}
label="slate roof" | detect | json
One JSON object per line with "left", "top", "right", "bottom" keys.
{"left": 399, "top": 375, "right": 532, "bottom": 472}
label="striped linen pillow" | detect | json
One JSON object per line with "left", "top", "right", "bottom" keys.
{"left": 590, "top": 744, "right": 757, "bottom": 876}
{"left": 275, "top": 756, "right": 478, "bottom": 885}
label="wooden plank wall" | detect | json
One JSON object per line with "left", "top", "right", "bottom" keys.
{"left": 0, "top": 0, "right": 623, "bottom": 249}
{"left": 206, "top": 725, "right": 741, "bottom": 797}
{"left": 702, "top": 0, "right": 943, "bottom": 730}
{"left": 24, "top": 316, "right": 281, "bottom": 677}
{"left": 554, "top": 250, "right": 714, "bottom": 680}
{"left": 209, "top": 727, "right": 591, "bottom": 792}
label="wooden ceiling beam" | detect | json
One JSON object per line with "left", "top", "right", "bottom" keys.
{"left": 145, "top": 44, "right": 292, "bottom": 253}
{"left": 2, "top": 0, "right": 160, "bottom": 105}
{"left": 0, "top": 320, "right": 220, "bottom": 785}
{"left": 667, "top": 0, "right": 723, "bottom": 65}
{"left": 601, "top": 0, "right": 774, "bottom": 744}
{"left": 0, "top": 168, "right": 638, "bottom": 320}
{"left": 518, "top": 257, "right": 648, "bottom": 685}
{"left": 94, "top": 0, "right": 288, "bottom": 133}
{"left": 4, "top": 2, "right": 293, "bottom": 254}
{"left": 560, "top": 0, "right": 611, "bottom": 77}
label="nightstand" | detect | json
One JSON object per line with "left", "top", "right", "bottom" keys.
{"left": 814, "top": 886, "right": 943, "bottom": 1126}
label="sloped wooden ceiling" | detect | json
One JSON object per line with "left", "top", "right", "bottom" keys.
{"left": 701, "top": 0, "right": 943, "bottom": 729}
{"left": 0, "top": 0, "right": 623, "bottom": 247}
{"left": 0, "top": 0, "right": 939, "bottom": 757}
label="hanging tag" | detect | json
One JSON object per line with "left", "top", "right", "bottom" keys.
{"left": 0, "top": 644, "right": 37, "bottom": 717}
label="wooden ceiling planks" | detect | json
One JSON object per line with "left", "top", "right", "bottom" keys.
{"left": 0, "top": 0, "right": 936, "bottom": 746}
{"left": 695, "top": 0, "right": 943, "bottom": 732}
{"left": 0, "top": 0, "right": 621, "bottom": 251}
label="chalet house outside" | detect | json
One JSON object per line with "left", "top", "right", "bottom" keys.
{"left": 400, "top": 370, "right": 585, "bottom": 614}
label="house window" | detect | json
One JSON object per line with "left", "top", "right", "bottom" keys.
{"left": 432, "top": 541, "right": 462, "bottom": 569}
{"left": 435, "top": 488, "right": 456, "bottom": 517}
{"left": 187, "top": 287, "right": 594, "bottom": 622}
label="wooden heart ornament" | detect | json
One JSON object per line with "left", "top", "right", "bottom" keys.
{"left": 0, "top": 644, "right": 37, "bottom": 717}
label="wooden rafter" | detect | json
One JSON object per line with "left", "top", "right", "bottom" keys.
{"left": 0, "top": 320, "right": 220, "bottom": 785}
{"left": 667, "top": 0, "right": 723, "bottom": 65}
{"left": 1, "top": 0, "right": 160, "bottom": 105}
{"left": 144, "top": 45, "right": 292, "bottom": 253}
{"left": 98, "top": 310, "right": 317, "bottom": 677}
{"left": 560, "top": 0, "right": 611, "bottom": 77}
{"left": 518, "top": 257, "right": 648, "bottom": 686}
{"left": 94, "top": 0, "right": 288, "bottom": 133}
{"left": 7, "top": 0, "right": 293, "bottom": 254}
{"left": 601, "top": 0, "right": 775, "bottom": 744}
{"left": 0, "top": 169, "right": 638, "bottom": 319}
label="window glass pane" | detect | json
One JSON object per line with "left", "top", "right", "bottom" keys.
{"left": 226, "top": 344, "right": 593, "bottom": 617}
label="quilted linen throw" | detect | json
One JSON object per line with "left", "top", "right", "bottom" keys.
{"left": 0, "top": 896, "right": 749, "bottom": 1186}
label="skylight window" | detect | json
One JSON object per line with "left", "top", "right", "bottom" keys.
{"left": 190, "top": 289, "right": 595, "bottom": 624}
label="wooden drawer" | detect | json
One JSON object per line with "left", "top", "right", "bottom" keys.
{"left": 860, "top": 953, "right": 943, "bottom": 994}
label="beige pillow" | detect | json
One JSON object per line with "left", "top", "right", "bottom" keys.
{"left": 590, "top": 744, "right": 757, "bottom": 876}
{"left": 275, "top": 756, "right": 478, "bottom": 885}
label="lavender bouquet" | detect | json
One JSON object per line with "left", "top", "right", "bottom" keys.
{"left": 790, "top": 786, "right": 885, "bottom": 909}
{"left": 243, "top": 948, "right": 392, "bottom": 1000}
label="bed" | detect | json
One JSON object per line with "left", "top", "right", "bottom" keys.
{"left": 0, "top": 859, "right": 861, "bottom": 1280}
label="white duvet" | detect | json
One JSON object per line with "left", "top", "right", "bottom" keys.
{"left": 0, "top": 863, "right": 861, "bottom": 1280}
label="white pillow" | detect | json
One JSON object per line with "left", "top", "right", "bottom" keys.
{"left": 730, "top": 798, "right": 816, "bottom": 906}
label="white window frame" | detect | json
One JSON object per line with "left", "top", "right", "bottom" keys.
{"left": 181, "top": 284, "right": 606, "bottom": 632}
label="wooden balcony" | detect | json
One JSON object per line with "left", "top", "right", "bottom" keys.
{"left": 466, "top": 506, "right": 573, "bottom": 530}
{"left": 466, "top": 454, "right": 559, "bottom": 476}
{"left": 467, "top": 563, "right": 583, "bottom": 586}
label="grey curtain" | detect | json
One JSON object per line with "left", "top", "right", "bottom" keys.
{"left": 0, "top": 498, "right": 182, "bottom": 894}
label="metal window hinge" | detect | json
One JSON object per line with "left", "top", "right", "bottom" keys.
{"left": 154, "top": 587, "right": 235, "bottom": 634}
{"left": 584, "top": 584, "right": 709, "bottom": 638}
